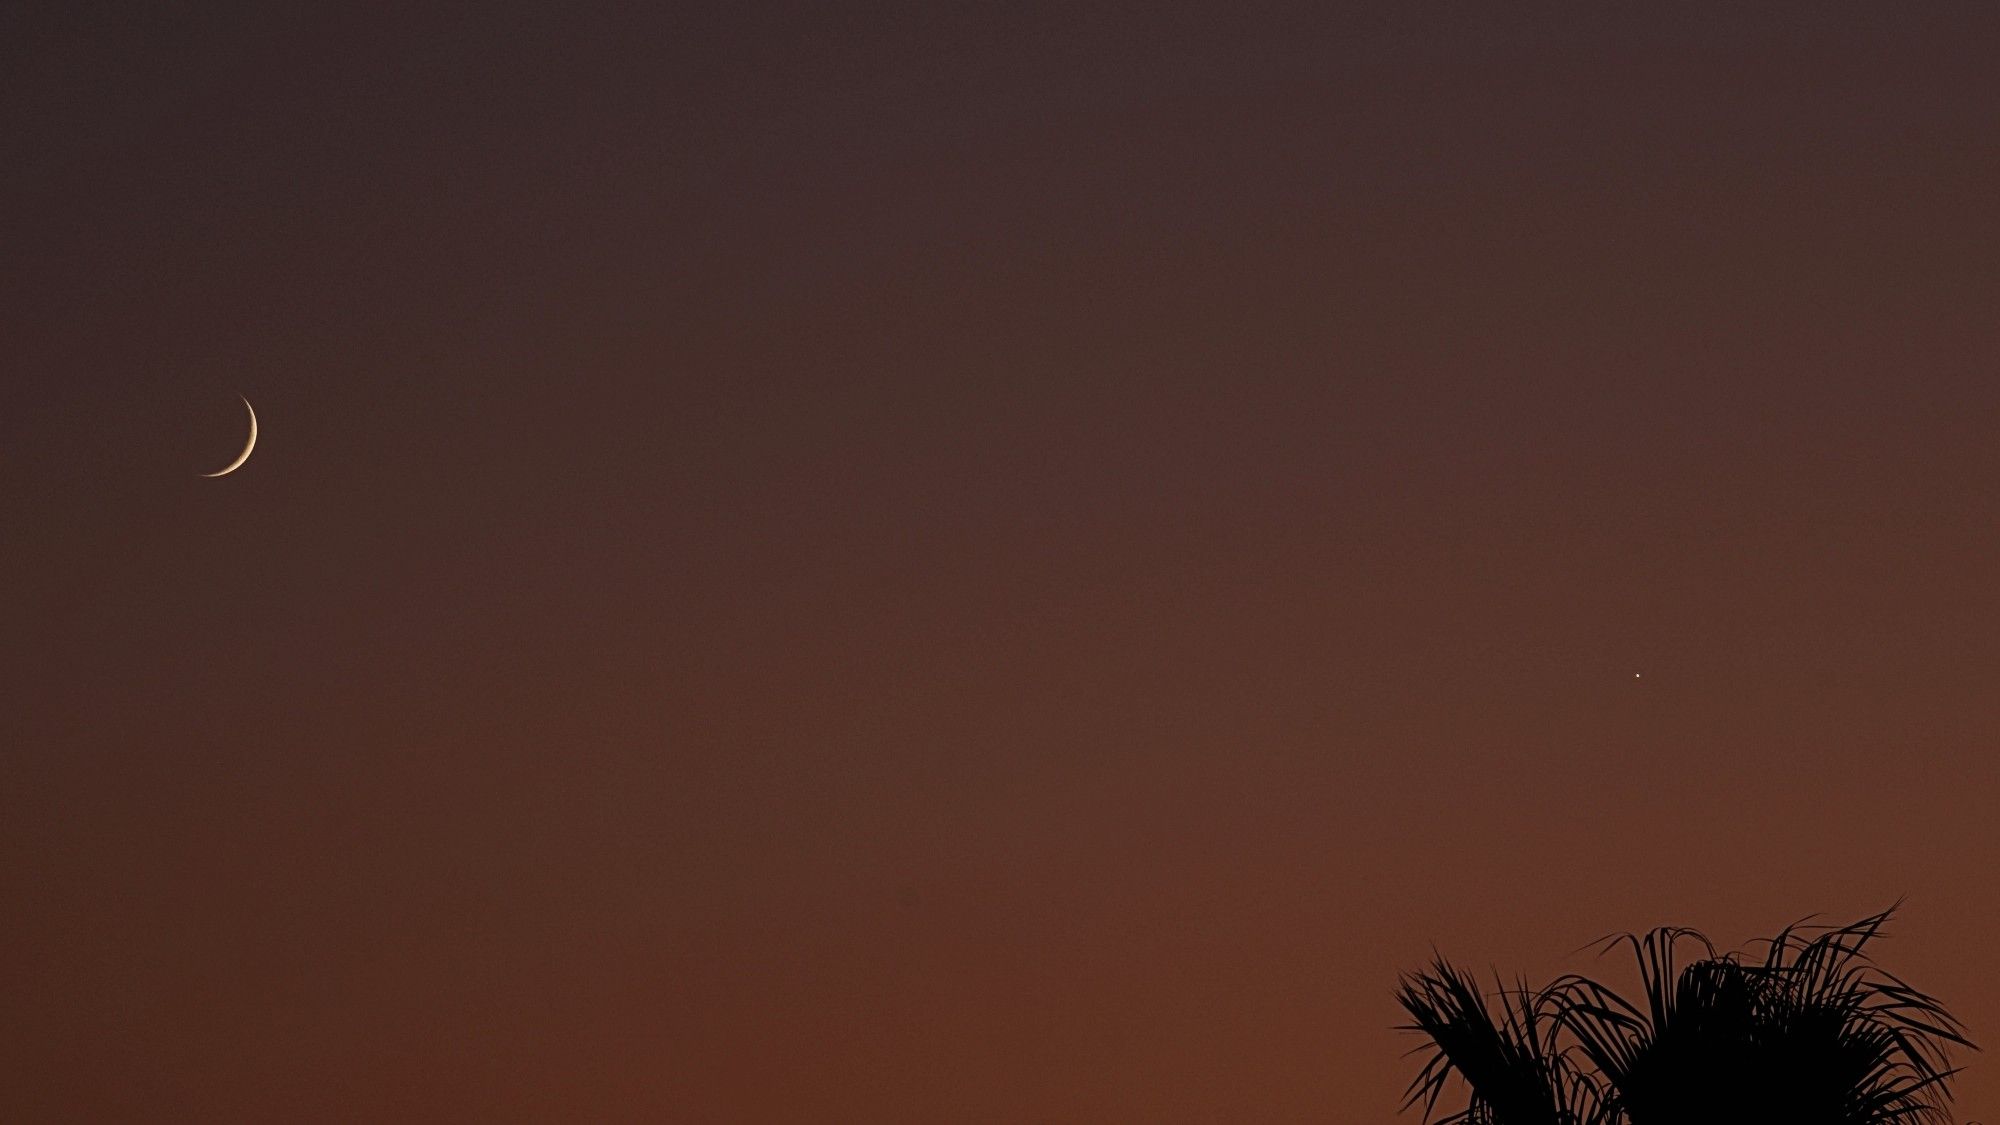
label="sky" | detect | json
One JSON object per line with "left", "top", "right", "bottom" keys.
{"left": 5, "top": 3, "right": 1999, "bottom": 1120}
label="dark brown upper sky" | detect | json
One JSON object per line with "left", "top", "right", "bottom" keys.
{"left": 6, "top": 4, "right": 1999, "bottom": 1120}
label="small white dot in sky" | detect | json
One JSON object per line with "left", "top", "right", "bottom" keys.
{"left": 1633, "top": 673, "right": 1642, "bottom": 678}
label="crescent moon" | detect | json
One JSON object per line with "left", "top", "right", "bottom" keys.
{"left": 202, "top": 396, "right": 258, "bottom": 477}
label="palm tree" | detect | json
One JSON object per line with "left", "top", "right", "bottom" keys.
{"left": 1398, "top": 906, "right": 1972, "bottom": 1124}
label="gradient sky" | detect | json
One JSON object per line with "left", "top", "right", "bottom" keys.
{"left": 6, "top": 4, "right": 2000, "bottom": 1121}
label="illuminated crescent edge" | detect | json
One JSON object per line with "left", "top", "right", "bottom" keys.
{"left": 202, "top": 396, "right": 258, "bottom": 477}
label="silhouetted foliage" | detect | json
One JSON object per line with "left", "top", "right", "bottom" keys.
{"left": 1398, "top": 906, "right": 1972, "bottom": 1125}
{"left": 1398, "top": 959, "right": 1606, "bottom": 1125}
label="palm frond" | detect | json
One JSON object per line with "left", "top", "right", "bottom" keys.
{"left": 1397, "top": 956, "right": 1609, "bottom": 1125}
{"left": 1546, "top": 906, "right": 1971, "bottom": 1125}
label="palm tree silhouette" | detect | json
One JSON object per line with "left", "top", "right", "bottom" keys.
{"left": 1397, "top": 906, "right": 1972, "bottom": 1124}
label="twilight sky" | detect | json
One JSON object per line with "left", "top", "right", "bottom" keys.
{"left": 6, "top": 4, "right": 1999, "bottom": 1120}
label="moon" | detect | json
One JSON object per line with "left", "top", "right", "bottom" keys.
{"left": 202, "top": 396, "right": 258, "bottom": 477}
